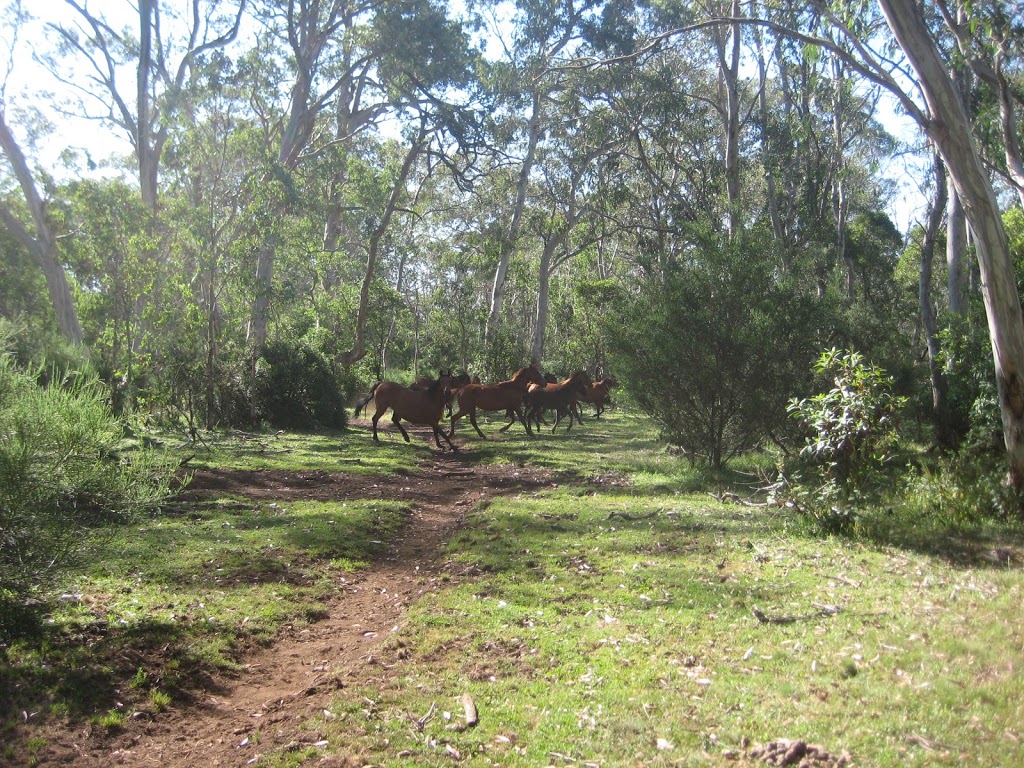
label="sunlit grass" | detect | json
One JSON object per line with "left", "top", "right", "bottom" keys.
{"left": 5, "top": 410, "right": 1024, "bottom": 768}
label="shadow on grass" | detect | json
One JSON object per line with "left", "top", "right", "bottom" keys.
{"left": 0, "top": 613, "right": 231, "bottom": 724}
{"left": 853, "top": 511, "right": 1024, "bottom": 571}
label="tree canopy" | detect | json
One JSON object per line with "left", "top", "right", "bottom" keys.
{"left": 3, "top": 0, "right": 1024, "bottom": 487}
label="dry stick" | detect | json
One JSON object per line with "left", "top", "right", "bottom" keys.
{"left": 461, "top": 693, "right": 478, "bottom": 727}
{"left": 607, "top": 508, "right": 662, "bottom": 521}
{"left": 447, "top": 693, "right": 478, "bottom": 731}
{"left": 825, "top": 573, "right": 862, "bottom": 588}
{"left": 751, "top": 604, "right": 841, "bottom": 624}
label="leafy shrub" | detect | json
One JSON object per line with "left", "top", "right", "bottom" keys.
{"left": 607, "top": 231, "right": 819, "bottom": 468}
{"left": 254, "top": 340, "right": 347, "bottom": 431}
{"left": 0, "top": 347, "right": 176, "bottom": 636}
{"left": 777, "top": 348, "right": 906, "bottom": 532}
{"left": 905, "top": 453, "right": 1023, "bottom": 527}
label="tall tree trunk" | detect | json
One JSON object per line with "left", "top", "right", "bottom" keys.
{"left": 0, "top": 111, "right": 83, "bottom": 345}
{"left": 946, "top": 181, "right": 968, "bottom": 315}
{"left": 921, "top": 155, "right": 955, "bottom": 448}
{"left": 486, "top": 91, "right": 543, "bottom": 346}
{"left": 531, "top": 235, "right": 559, "bottom": 364}
{"left": 753, "top": 19, "right": 791, "bottom": 272}
{"left": 713, "top": 0, "right": 742, "bottom": 234}
{"left": 831, "top": 59, "right": 853, "bottom": 299}
{"left": 946, "top": 63, "right": 970, "bottom": 316}
{"left": 880, "top": 0, "right": 1024, "bottom": 491}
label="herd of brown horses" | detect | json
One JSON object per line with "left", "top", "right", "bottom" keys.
{"left": 352, "top": 365, "right": 617, "bottom": 451}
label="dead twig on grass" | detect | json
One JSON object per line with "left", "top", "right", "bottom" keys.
{"left": 752, "top": 604, "right": 841, "bottom": 624}
{"left": 607, "top": 507, "right": 662, "bottom": 521}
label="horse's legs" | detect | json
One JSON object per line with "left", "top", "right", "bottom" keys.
{"left": 371, "top": 408, "right": 385, "bottom": 441}
{"left": 468, "top": 409, "right": 487, "bottom": 438}
{"left": 516, "top": 406, "right": 534, "bottom": 436}
{"left": 498, "top": 408, "right": 517, "bottom": 432}
{"left": 433, "top": 424, "right": 458, "bottom": 451}
{"left": 450, "top": 407, "right": 464, "bottom": 436}
{"left": 391, "top": 413, "right": 411, "bottom": 442}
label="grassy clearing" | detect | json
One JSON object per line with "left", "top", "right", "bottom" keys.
{"left": 171, "top": 427, "right": 428, "bottom": 475}
{"left": 0, "top": 491, "right": 409, "bottom": 729}
{"left": 299, "top": 413, "right": 1024, "bottom": 768}
{"left": 3, "top": 411, "right": 1024, "bottom": 768}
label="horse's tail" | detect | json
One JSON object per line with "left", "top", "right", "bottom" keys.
{"left": 353, "top": 381, "right": 382, "bottom": 418}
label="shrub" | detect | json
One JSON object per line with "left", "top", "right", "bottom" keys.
{"left": 254, "top": 340, "right": 347, "bottom": 431}
{"left": 0, "top": 347, "right": 176, "bottom": 636}
{"left": 777, "top": 348, "right": 906, "bottom": 532}
{"left": 606, "top": 231, "right": 819, "bottom": 468}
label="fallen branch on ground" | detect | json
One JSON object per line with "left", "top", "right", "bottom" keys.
{"left": 752, "top": 604, "right": 841, "bottom": 624}
{"left": 607, "top": 507, "right": 662, "bottom": 521}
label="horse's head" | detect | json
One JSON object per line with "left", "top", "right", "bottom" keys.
{"left": 519, "top": 365, "right": 547, "bottom": 387}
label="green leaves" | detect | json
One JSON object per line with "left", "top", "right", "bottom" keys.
{"left": 782, "top": 348, "right": 906, "bottom": 531}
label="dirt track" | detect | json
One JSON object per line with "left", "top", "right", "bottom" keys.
{"left": 25, "top": 427, "right": 560, "bottom": 767}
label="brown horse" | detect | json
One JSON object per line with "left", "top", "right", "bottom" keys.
{"left": 578, "top": 376, "right": 617, "bottom": 418}
{"left": 526, "top": 371, "right": 592, "bottom": 432}
{"left": 450, "top": 365, "right": 546, "bottom": 438}
{"left": 354, "top": 373, "right": 457, "bottom": 451}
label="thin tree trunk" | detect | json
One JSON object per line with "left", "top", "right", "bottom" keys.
{"left": 531, "top": 236, "right": 557, "bottom": 364}
{"left": 713, "top": 0, "right": 742, "bottom": 234}
{"left": 946, "top": 63, "right": 970, "bottom": 316}
{"left": 947, "top": 181, "right": 968, "bottom": 315}
{"left": 0, "top": 111, "right": 83, "bottom": 345}
{"left": 921, "top": 154, "right": 955, "bottom": 448}
{"left": 340, "top": 129, "right": 426, "bottom": 367}
{"left": 486, "top": 91, "right": 543, "bottom": 346}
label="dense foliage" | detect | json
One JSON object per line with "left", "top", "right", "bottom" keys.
{"left": 0, "top": 329, "right": 176, "bottom": 634}
{"left": 0, "top": 0, "right": 1021, "bottom": 515}
{"left": 608, "top": 232, "right": 819, "bottom": 467}
{"left": 779, "top": 348, "right": 907, "bottom": 532}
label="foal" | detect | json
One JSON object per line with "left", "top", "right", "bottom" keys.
{"left": 526, "top": 371, "right": 592, "bottom": 432}
{"left": 450, "top": 365, "right": 546, "bottom": 438}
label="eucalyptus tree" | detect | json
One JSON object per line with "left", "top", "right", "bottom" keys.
{"left": 245, "top": 0, "right": 479, "bottom": 353}
{"left": 709, "top": 0, "right": 1024, "bottom": 490}
{"left": 470, "top": 0, "right": 611, "bottom": 347}
{"left": 43, "top": 0, "right": 246, "bottom": 210}
{"left": 527, "top": 67, "right": 627, "bottom": 364}
{"left": 0, "top": 108, "right": 83, "bottom": 345}
{"left": 0, "top": 4, "right": 81, "bottom": 345}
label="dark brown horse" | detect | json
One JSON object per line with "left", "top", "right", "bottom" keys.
{"left": 526, "top": 371, "right": 592, "bottom": 432}
{"left": 354, "top": 373, "right": 457, "bottom": 451}
{"left": 411, "top": 370, "right": 471, "bottom": 418}
{"left": 450, "top": 365, "right": 546, "bottom": 438}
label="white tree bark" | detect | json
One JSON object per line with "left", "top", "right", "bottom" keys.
{"left": 879, "top": 0, "right": 1024, "bottom": 489}
{"left": 0, "top": 110, "right": 83, "bottom": 345}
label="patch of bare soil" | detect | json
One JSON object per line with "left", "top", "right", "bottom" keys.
{"left": 20, "top": 427, "right": 561, "bottom": 768}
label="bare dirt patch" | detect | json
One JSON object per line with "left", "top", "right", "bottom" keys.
{"left": 19, "top": 439, "right": 561, "bottom": 768}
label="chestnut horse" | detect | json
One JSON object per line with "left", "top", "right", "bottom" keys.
{"left": 526, "top": 371, "right": 592, "bottom": 433}
{"left": 450, "top": 365, "right": 546, "bottom": 438}
{"left": 578, "top": 376, "right": 617, "bottom": 418}
{"left": 354, "top": 373, "right": 457, "bottom": 451}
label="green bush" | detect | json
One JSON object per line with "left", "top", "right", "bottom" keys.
{"left": 607, "top": 231, "right": 819, "bottom": 468}
{"left": 0, "top": 349, "right": 176, "bottom": 635}
{"left": 254, "top": 340, "right": 347, "bottom": 431}
{"left": 905, "top": 453, "right": 1023, "bottom": 527}
{"left": 778, "top": 348, "right": 906, "bottom": 533}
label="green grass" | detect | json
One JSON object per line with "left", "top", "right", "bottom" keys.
{"left": 0, "top": 490, "right": 410, "bottom": 729}
{"left": 3, "top": 410, "right": 1024, "bottom": 767}
{"left": 298, "top": 414, "right": 1024, "bottom": 767}
{"left": 168, "top": 426, "right": 429, "bottom": 475}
